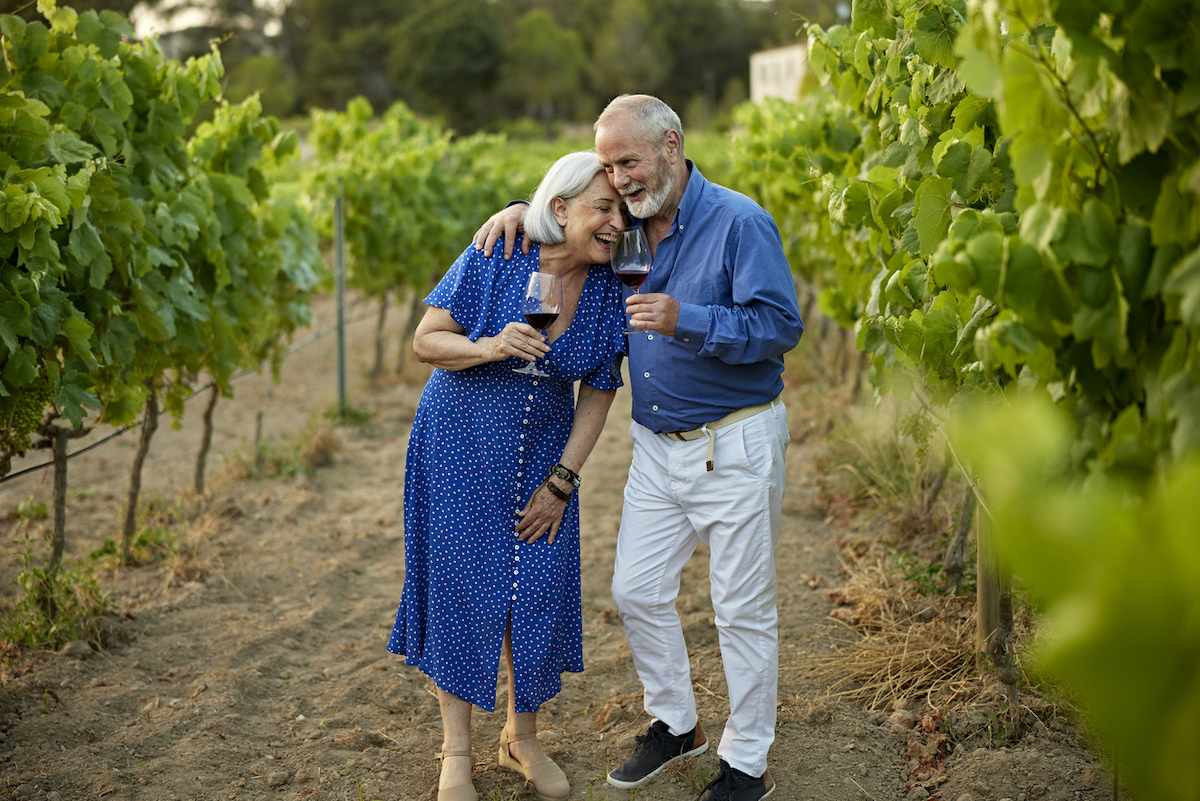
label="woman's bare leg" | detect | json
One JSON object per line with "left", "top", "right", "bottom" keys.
{"left": 501, "top": 629, "right": 548, "bottom": 766}
{"left": 437, "top": 688, "right": 474, "bottom": 791}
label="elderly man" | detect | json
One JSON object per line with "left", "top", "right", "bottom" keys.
{"left": 475, "top": 94, "right": 802, "bottom": 801}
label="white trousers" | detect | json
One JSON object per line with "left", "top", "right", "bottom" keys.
{"left": 611, "top": 402, "right": 788, "bottom": 778}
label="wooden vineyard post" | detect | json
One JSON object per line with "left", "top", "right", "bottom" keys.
{"left": 372, "top": 289, "right": 389, "bottom": 382}
{"left": 976, "top": 507, "right": 1019, "bottom": 733}
{"left": 395, "top": 287, "right": 421, "bottom": 374}
{"left": 195, "top": 384, "right": 219, "bottom": 496}
{"left": 335, "top": 183, "right": 347, "bottom": 416}
{"left": 975, "top": 507, "right": 1000, "bottom": 672}
{"left": 122, "top": 386, "right": 160, "bottom": 565}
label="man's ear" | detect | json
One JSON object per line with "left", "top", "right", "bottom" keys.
{"left": 552, "top": 197, "right": 569, "bottom": 227}
{"left": 664, "top": 129, "right": 682, "bottom": 164}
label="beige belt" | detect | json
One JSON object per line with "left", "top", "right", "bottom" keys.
{"left": 661, "top": 396, "right": 782, "bottom": 472}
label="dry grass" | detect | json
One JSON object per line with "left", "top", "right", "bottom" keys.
{"left": 802, "top": 557, "right": 977, "bottom": 710}
{"left": 300, "top": 427, "right": 342, "bottom": 470}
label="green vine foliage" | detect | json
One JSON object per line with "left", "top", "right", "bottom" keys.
{"left": 304, "top": 97, "right": 521, "bottom": 302}
{"left": 0, "top": 0, "right": 319, "bottom": 465}
{"left": 732, "top": 0, "right": 1200, "bottom": 481}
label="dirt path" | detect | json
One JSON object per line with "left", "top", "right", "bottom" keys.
{"left": 0, "top": 296, "right": 1117, "bottom": 801}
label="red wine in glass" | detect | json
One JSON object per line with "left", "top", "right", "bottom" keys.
{"left": 610, "top": 229, "right": 652, "bottom": 333}
{"left": 514, "top": 271, "right": 562, "bottom": 377}
{"left": 614, "top": 269, "right": 649, "bottom": 290}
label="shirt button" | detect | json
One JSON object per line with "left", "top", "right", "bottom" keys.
{"left": 683, "top": 337, "right": 690, "bottom": 343}
{"left": 647, "top": 334, "right": 654, "bottom": 340}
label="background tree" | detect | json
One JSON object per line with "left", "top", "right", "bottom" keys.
{"left": 499, "top": 9, "right": 586, "bottom": 136}
{"left": 387, "top": 0, "right": 503, "bottom": 132}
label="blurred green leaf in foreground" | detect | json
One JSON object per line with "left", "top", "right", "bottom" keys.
{"left": 952, "top": 398, "right": 1200, "bottom": 801}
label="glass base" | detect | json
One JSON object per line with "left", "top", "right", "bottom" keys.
{"left": 513, "top": 362, "right": 549, "bottom": 377}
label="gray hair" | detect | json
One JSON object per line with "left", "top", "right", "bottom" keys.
{"left": 524, "top": 151, "right": 606, "bottom": 245}
{"left": 594, "top": 94, "right": 684, "bottom": 152}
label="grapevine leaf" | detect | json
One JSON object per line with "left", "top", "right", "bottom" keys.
{"left": 1005, "top": 242, "right": 1046, "bottom": 316}
{"left": 28, "top": 287, "right": 67, "bottom": 348}
{"left": 44, "top": 130, "right": 98, "bottom": 165}
{"left": 2, "top": 344, "right": 39, "bottom": 388}
{"left": 967, "top": 231, "right": 1004, "bottom": 301}
{"left": 851, "top": 0, "right": 895, "bottom": 37}
{"left": 1163, "top": 246, "right": 1200, "bottom": 328}
{"left": 914, "top": 177, "right": 953, "bottom": 257}
{"left": 913, "top": 9, "right": 957, "bottom": 68}
{"left": 53, "top": 371, "right": 100, "bottom": 428}
{"left": 61, "top": 314, "right": 97, "bottom": 367}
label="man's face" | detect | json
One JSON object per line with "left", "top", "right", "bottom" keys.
{"left": 595, "top": 121, "right": 675, "bottom": 219}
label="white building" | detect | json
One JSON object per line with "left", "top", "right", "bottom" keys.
{"left": 749, "top": 43, "right": 809, "bottom": 104}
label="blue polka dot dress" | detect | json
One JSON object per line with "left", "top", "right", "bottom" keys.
{"left": 387, "top": 236, "right": 625, "bottom": 713}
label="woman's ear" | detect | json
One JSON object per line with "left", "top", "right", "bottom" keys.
{"left": 551, "top": 197, "right": 569, "bottom": 228}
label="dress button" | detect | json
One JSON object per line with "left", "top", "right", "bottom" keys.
{"left": 512, "top": 595, "right": 517, "bottom": 601}
{"left": 683, "top": 337, "right": 690, "bottom": 343}
{"left": 527, "top": 395, "right": 534, "bottom": 401}
{"left": 643, "top": 372, "right": 650, "bottom": 378}
{"left": 517, "top": 472, "right": 523, "bottom": 478}
{"left": 519, "top": 446, "right": 524, "bottom": 451}
{"left": 653, "top": 405, "right": 659, "bottom": 411}
{"left": 525, "top": 406, "right": 531, "bottom": 411}
{"left": 523, "top": 419, "right": 528, "bottom": 424}
{"left": 532, "top": 380, "right": 539, "bottom": 386}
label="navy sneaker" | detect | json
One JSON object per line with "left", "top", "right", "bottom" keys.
{"left": 606, "top": 720, "right": 709, "bottom": 789}
{"left": 697, "top": 759, "right": 775, "bottom": 801}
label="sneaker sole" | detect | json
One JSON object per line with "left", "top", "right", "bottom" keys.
{"left": 605, "top": 740, "right": 710, "bottom": 790}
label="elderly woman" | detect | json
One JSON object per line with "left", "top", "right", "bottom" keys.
{"left": 387, "top": 151, "right": 626, "bottom": 801}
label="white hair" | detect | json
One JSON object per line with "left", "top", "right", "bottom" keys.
{"left": 524, "top": 151, "right": 606, "bottom": 245}
{"left": 594, "top": 94, "right": 684, "bottom": 152}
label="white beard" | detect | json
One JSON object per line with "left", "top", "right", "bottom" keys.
{"left": 624, "top": 168, "right": 675, "bottom": 219}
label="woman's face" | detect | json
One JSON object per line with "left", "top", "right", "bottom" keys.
{"left": 555, "top": 172, "right": 626, "bottom": 264}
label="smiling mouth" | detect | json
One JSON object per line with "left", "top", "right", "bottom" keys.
{"left": 595, "top": 232, "right": 618, "bottom": 245}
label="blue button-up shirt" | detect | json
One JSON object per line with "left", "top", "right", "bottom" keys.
{"left": 628, "top": 162, "right": 803, "bottom": 433}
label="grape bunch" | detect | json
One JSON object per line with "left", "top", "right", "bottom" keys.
{"left": 1, "top": 384, "right": 56, "bottom": 455}
{"left": 897, "top": 409, "right": 936, "bottom": 462}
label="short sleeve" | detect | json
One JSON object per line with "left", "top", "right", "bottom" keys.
{"left": 581, "top": 275, "right": 627, "bottom": 392}
{"left": 425, "top": 236, "right": 533, "bottom": 342}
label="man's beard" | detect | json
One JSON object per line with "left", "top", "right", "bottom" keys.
{"left": 624, "top": 163, "right": 675, "bottom": 219}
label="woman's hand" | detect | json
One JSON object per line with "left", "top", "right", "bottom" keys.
{"left": 482, "top": 321, "right": 550, "bottom": 364}
{"left": 514, "top": 481, "right": 570, "bottom": 544}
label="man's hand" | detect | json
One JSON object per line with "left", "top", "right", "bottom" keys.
{"left": 472, "top": 204, "right": 530, "bottom": 260}
{"left": 626, "top": 292, "right": 680, "bottom": 337}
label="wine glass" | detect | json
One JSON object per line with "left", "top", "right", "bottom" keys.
{"left": 610, "top": 228, "right": 652, "bottom": 333}
{"left": 514, "top": 271, "right": 562, "bottom": 377}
